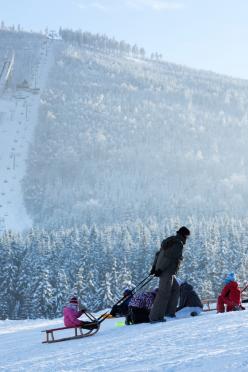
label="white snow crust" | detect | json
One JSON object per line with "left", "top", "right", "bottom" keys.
{"left": 1, "top": 310, "right": 248, "bottom": 371}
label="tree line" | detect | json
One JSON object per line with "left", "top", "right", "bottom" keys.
{"left": 1, "top": 216, "right": 248, "bottom": 320}
{"left": 59, "top": 28, "right": 148, "bottom": 59}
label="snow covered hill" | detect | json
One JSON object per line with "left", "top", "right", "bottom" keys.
{"left": 23, "top": 31, "right": 248, "bottom": 227}
{"left": 2, "top": 29, "right": 248, "bottom": 229}
{"left": 1, "top": 310, "right": 248, "bottom": 371}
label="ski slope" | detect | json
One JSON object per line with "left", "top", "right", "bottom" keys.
{"left": 1, "top": 310, "right": 248, "bottom": 371}
{"left": 0, "top": 40, "right": 53, "bottom": 231}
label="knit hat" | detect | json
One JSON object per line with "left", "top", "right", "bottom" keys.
{"left": 177, "top": 226, "right": 190, "bottom": 237}
{"left": 224, "top": 272, "right": 236, "bottom": 284}
{"left": 151, "top": 287, "right": 159, "bottom": 295}
{"left": 69, "top": 297, "right": 78, "bottom": 305}
{"left": 123, "top": 288, "right": 132, "bottom": 296}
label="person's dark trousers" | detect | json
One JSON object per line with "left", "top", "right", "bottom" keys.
{"left": 127, "top": 306, "right": 150, "bottom": 324}
{"left": 149, "top": 273, "right": 179, "bottom": 321}
{"left": 165, "top": 277, "right": 180, "bottom": 316}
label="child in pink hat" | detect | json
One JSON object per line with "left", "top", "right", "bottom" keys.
{"left": 63, "top": 297, "right": 86, "bottom": 327}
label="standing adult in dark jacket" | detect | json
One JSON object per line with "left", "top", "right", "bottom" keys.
{"left": 149, "top": 226, "right": 190, "bottom": 322}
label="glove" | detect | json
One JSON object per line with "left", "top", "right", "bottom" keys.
{"left": 80, "top": 305, "right": 88, "bottom": 312}
{"left": 154, "top": 269, "right": 162, "bottom": 277}
{"left": 150, "top": 267, "right": 156, "bottom": 275}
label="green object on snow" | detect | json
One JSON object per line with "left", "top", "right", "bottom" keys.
{"left": 115, "top": 321, "right": 125, "bottom": 327}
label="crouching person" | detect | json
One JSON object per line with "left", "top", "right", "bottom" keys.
{"left": 63, "top": 297, "right": 98, "bottom": 329}
{"left": 125, "top": 289, "right": 158, "bottom": 325}
{"left": 217, "top": 273, "right": 245, "bottom": 313}
{"left": 176, "top": 279, "right": 203, "bottom": 317}
{"left": 110, "top": 288, "right": 133, "bottom": 317}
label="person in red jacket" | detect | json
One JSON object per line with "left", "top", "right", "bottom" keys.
{"left": 217, "top": 273, "right": 243, "bottom": 313}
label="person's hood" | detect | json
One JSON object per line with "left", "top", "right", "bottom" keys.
{"left": 180, "top": 282, "right": 193, "bottom": 292}
{"left": 176, "top": 232, "right": 187, "bottom": 245}
{"left": 224, "top": 272, "right": 236, "bottom": 284}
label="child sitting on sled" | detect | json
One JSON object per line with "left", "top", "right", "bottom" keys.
{"left": 63, "top": 297, "right": 98, "bottom": 329}
{"left": 217, "top": 273, "right": 245, "bottom": 313}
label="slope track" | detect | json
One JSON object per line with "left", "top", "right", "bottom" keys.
{"left": 0, "top": 40, "right": 54, "bottom": 231}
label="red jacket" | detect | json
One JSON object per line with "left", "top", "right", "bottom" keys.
{"left": 220, "top": 281, "right": 241, "bottom": 306}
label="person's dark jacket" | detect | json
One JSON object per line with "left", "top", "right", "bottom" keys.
{"left": 177, "top": 282, "right": 203, "bottom": 311}
{"left": 152, "top": 233, "right": 184, "bottom": 276}
{"left": 110, "top": 297, "right": 131, "bottom": 317}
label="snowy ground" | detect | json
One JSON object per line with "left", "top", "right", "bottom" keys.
{"left": 1, "top": 310, "right": 248, "bottom": 371}
{"left": 0, "top": 40, "right": 53, "bottom": 231}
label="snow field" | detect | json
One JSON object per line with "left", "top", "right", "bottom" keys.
{"left": 1, "top": 310, "right": 248, "bottom": 371}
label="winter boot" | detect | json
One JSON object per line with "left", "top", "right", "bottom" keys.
{"left": 150, "top": 318, "right": 166, "bottom": 324}
{"left": 82, "top": 321, "right": 99, "bottom": 330}
{"left": 166, "top": 314, "right": 176, "bottom": 318}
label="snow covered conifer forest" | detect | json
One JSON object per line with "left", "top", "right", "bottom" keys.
{"left": 1, "top": 27, "right": 248, "bottom": 319}
{"left": 1, "top": 217, "right": 248, "bottom": 320}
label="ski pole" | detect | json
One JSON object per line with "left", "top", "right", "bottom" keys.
{"left": 133, "top": 274, "right": 153, "bottom": 291}
{"left": 98, "top": 274, "right": 155, "bottom": 324}
{"left": 100, "top": 273, "right": 153, "bottom": 320}
{"left": 99, "top": 273, "right": 153, "bottom": 319}
{"left": 241, "top": 284, "right": 248, "bottom": 293}
{"left": 240, "top": 283, "right": 248, "bottom": 305}
{"left": 131, "top": 275, "right": 155, "bottom": 296}
{"left": 114, "top": 274, "right": 153, "bottom": 307}
{"left": 85, "top": 311, "right": 98, "bottom": 322}
{"left": 97, "top": 276, "right": 153, "bottom": 323}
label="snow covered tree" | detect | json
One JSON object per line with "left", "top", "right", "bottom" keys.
{"left": 54, "top": 269, "right": 70, "bottom": 317}
{"left": 32, "top": 268, "right": 54, "bottom": 318}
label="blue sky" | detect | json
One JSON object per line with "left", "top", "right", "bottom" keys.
{"left": 2, "top": 0, "right": 248, "bottom": 79}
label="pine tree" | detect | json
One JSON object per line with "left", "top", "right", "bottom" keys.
{"left": 32, "top": 268, "right": 54, "bottom": 318}
{"left": 101, "top": 271, "right": 114, "bottom": 309}
{"left": 55, "top": 269, "right": 69, "bottom": 317}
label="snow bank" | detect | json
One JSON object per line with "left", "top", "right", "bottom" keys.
{"left": 1, "top": 310, "right": 248, "bottom": 371}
